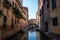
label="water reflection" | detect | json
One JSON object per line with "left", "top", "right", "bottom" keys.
{"left": 28, "top": 31, "right": 36, "bottom": 40}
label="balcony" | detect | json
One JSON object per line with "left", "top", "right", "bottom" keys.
{"left": 21, "top": 16, "right": 26, "bottom": 20}
{"left": 3, "top": 0, "right": 11, "bottom": 8}
{"left": 16, "top": 10, "right": 26, "bottom": 20}
{"left": 0, "top": 10, "right": 3, "bottom": 17}
{"left": 16, "top": 11, "right": 22, "bottom": 18}
{"left": 12, "top": 6, "right": 21, "bottom": 18}
{"left": 16, "top": 0, "right": 22, "bottom": 7}
{"left": 12, "top": 5, "right": 26, "bottom": 19}
{"left": 12, "top": 6, "right": 18, "bottom": 14}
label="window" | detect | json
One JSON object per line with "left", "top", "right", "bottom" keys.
{"left": 52, "top": 17, "right": 58, "bottom": 26}
{"left": 40, "top": 10, "right": 41, "bottom": 16}
{"left": 40, "top": 6, "right": 44, "bottom": 16}
{"left": 45, "top": 22, "right": 48, "bottom": 32}
{"left": 15, "top": 19, "right": 16, "bottom": 24}
{"left": 47, "top": 0, "right": 50, "bottom": 8}
{"left": 0, "top": 0, "right": 1, "bottom": 8}
{"left": 4, "top": 16, "right": 7, "bottom": 23}
{"left": 0, "top": 10, "right": 3, "bottom": 17}
{"left": 12, "top": 2, "right": 18, "bottom": 13}
{"left": 3, "top": 0, "right": 11, "bottom": 8}
{"left": 42, "top": 6, "right": 44, "bottom": 14}
{"left": 52, "top": 0, "right": 56, "bottom": 9}
{"left": 3, "top": 16, "right": 7, "bottom": 29}
{"left": 12, "top": 2, "right": 14, "bottom": 7}
{"left": 11, "top": 18, "right": 14, "bottom": 30}
{"left": 12, "top": 2, "right": 18, "bottom": 9}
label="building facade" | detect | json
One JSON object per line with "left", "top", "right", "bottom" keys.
{"left": 0, "top": 0, "right": 28, "bottom": 40}
{"left": 50, "top": 0, "right": 60, "bottom": 40}
{"left": 36, "top": 11, "right": 40, "bottom": 29}
{"left": 38, "top": 0, "right": 60, "bottom": 40}
{"left": 18, "top": 7, "right": 28, "bottom": 30}
{"left": 38, "top": 0, "right": 45, "bottom": 32}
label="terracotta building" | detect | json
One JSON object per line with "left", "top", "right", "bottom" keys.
{"left": 0, "top": 0, "right": 28, "bottom": 40}
{"left": 18, "top": 7, "right": 28, "bottom": 30}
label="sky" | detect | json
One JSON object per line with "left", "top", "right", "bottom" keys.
{"left": 23, "top": 0, "right": 38, "bottom": 19}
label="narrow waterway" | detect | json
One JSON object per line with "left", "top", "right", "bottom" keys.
{"left": 28, "top": 31, "right": 36, "bottom": 40}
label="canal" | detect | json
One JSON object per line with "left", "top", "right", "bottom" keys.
{"left": 5, "top": 26, "right": 39, "bottom": 40}
{"left": 28, "top": 31, "right": 36, "bottom": 40}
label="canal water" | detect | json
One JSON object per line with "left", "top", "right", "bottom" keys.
{"left": 28, "top": 31, "right": 36, "bottom": 40}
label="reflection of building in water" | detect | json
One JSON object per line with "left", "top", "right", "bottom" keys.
{"left": 36, "top": 32, "right": 40, "bottom": 40}
{"left": 21, "top": 31, "right": 28, "bottom": 40}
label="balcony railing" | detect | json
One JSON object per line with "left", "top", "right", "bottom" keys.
{"left": 12, "top": 6, "right": 22, "bottom": 18}
{"left": 12, "top": 6, "right": 18, "bottom": 13}
{"left": 3, "top": 0, "right": 11, "bottom": 8}
{"left": 12, "top": 4, "right": 26, "bottom": 20}
{"left": 0, "top": 10, "right": 3, "bottom": 17}
{"left": 21, "top": 16, "right": 26, "bottom": 20}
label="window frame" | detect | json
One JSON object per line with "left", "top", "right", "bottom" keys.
{"left": 47, "top": 0, "right": 50, "bottom": 8}
{"left": 52, "top": 0, "right": 56, "bottom": 9}
{"left": 52, "top": 17, "right": 58, "bottom": 26}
